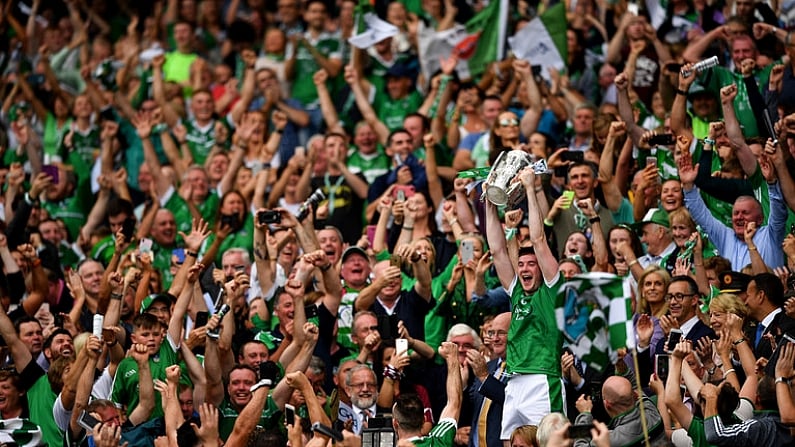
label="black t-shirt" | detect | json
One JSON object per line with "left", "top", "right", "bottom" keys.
{"left": 310, "top": 174, "right": 366, "bottom": 245}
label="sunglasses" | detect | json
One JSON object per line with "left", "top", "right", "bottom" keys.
{"left": 499, "top": 118, "right": 519, "bottom": 127}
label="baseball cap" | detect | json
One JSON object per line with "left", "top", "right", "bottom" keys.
{"left": 341, "top": 246, "right": 368, "bottom": 263}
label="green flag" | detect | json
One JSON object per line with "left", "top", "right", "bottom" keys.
{"left": 555, "top": 272, "right": 634, "bottom": 373}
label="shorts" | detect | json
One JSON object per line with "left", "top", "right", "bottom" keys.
{"left": 500, "top": 373, "right": 566, "bottom": 440}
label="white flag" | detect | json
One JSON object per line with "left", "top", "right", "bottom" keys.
{"left": 348, "top": 13, "right": 399, "bottom": 49}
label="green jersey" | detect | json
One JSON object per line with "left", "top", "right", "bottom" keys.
{"left": 218, "top": 394, "right": 282, "bottom": 441}
{"left": 111, "top": 336, "right": 180, "bottom": 420}
{"left": 407, "top": 418, "right": 457, "bottom": 447}
{"left": 373, "top": 90, "right": 423, "bottom": 131}
{"left": 182, "top": 118, "right": 218, "bottom": 165}
{"left": 42, "top": 114, "right": 71, "bottom": 164}
{"left": 336, "top": 283, "right": 364, "bottom": 351}
{"left": 346, "top": 149, "right": 390, "bottom": 184}
{"left": 506, "top": 273, "right": 564, "bottom": 376}
{"left": 64, "top": 124, "right": 100, "bottom": 176}
{"left": 699, "top": 65, "right": 772, "bottom": 138}
{"left": 42, "top": 175, "right": 93, "bottom": 241}
{"left": 27, "top": 375, "right": 61, "bottom": 447}
{"left": 292, "top": 31, "right": 341, "bottom": 107}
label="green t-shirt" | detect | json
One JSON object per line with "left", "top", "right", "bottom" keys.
{"left": 152, "top": 242, "right": 177, "bottom": 290}
{"left": 27, "top": 375, "right": 61, "bottom": 447}
{"left": 65, "top": 124, "right": 100, "bottom": 174}
{"left": 42, "top": 175, "right": 93, "bottom": 241}
{"left": 373, "top": 90, "right": 424, "bottom": 132}
{"left": 163, "top": 51, "right": 198, "bottom": 86}
{"left": 42, "top": 114, "right": 71, "bottom": 164}
{"left": 111, "top": 336, "right": 180, "bottom": 420}
{"left": 218, "top": 394, "right": 282, "bottom": 441}
{"left": 346, "top": 149, "right": 390, "bottom": 184}
{"left": 182, "top": 118, "right": 219, "bottom": 166}
{"left": 687, "top": 417, "right": 716, "bottom": 447}
{"left": 699, "top": 65, "right": 772, "bottom": 138}
{"left": 205, "top": 215, "right": 255, "bottom": 264}
{"left": 291, "top": 31, "right": 341, "bottom": 107}
{"left": 424, "top": 256, "right": 459, "bottom": 353}
{"left": 506, "top": 273, "right": 564, "bottom": 376}
{"left": 337, "top": 283, "right": 365, "bottom": 351}
{"left": 409, "top": 418, "right": 457, "bottom": 447}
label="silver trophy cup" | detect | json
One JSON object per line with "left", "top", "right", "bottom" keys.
{"left": 482, "top": 150, "right": 534, "bottom": 206}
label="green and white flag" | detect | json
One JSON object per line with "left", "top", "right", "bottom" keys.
{"left": 417, "top": 0, "right": 508, "bottom": 82}
{"left": 508, "top": 3, "right": 568, "bottom": 79}
{"left": 555, "top": 272, "right": 634, "bottom": 373}
{"left": 348, "top": 12, "right": 399, "bottom": 49}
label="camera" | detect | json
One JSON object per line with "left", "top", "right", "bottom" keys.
{"left": 297, "top": 189, "right": 326, "bottom": 221}
{"left": 257, "top": 210, "right": 281, "bottom": 225}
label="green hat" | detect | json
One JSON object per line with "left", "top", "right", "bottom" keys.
{"left": 8, "top": 102, "right": 30, "bottom": 122}
{"left": 633, "top": 208, "right": 669, "bottom": 232}
{"left": 140, "top": 293, "right": 173, "bottom": 314}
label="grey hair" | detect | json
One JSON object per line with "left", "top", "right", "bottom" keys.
{"left": 445, "top": 323, "right": 482, "bottom": 349}
{"left": 345, "top": 364, "right": 375, "bottom": 387}
{"left": 537, "top": 412, "right": 568, "bottom": 447}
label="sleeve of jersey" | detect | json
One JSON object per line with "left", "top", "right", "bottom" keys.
{"left": 428, "top": 418, "right": 457, "bottom": 444}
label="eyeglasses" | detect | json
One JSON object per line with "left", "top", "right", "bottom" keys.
{"left": 665, "top": 293, "right": 696, "bottom": 302}
{"left": 350, "top": 382, "right": 376, "bottom": 389}
{"left": 486, "top": 330, "right": 508, "bottom": 338}
{"left": 499, "top": 118, "right": 519, "bottom": 127}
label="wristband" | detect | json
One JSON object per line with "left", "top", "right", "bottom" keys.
{"left": 111, "top": 292, "right": 123, "bottom": 300}
{"left": 505, "top": 228, "right": 517, "bottom": 240}
{"left": 24, "top": 192, "right": 39, "bottom": 207}
{"left": 723, "top": 368, "right": 736, "bottom": 376}
{"left": 319, "top": 263, "right": 333, "bottom": 272}
{"left": 675, "top": 88, "right": 688, "bottom": 96}
{"left": 402, "top": 226, "right": 414, "bottom": 231}
{"left": 543, "top": 218, "right": 554, "bottom": 227}
{"left": 703, "top": 138, "right": 715, "bottom": 146}
{"left": 274, "top": 128, "right": 283, "bottom": 134}
{"left": 448, "top": 218, "right": 458, "bottom": 226}
{"left": 185, "top": 250, "right": 198, "bottom": 258}
{"left": 776, "top": 376, "right": 791, "bottom": 385}
{"left": 383, "top": 364, "right": 404, "bottom": 381}
{"left": 628, "top": 259, "right": 639, "bottom": 267}
{"left": 589, "top": 216, "right": 601, "bottom": 224}
{"left": 733, "top": 337, "right": 746, "bottom": 346}
{"left": 250, "top": 379, "right": 273, "bottom": 392}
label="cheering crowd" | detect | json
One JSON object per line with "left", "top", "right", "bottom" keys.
{"left": 2, "top": 0, "right": 795, "bottom": 446}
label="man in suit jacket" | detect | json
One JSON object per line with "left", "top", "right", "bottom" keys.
{"left": 743, "top": 273, "right": 795, "bottom": 373}
{"left": 654, "top": 276, "right": 715, "bottom": 355}
{"left": 468, "top": 312, "right": 510, "bottom": 447}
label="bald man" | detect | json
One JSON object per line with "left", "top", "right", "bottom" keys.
{"left": 573, "top": 376, "right": 666, "bottom": 447}
{"left": 469, "top": 312, "right": 510, "bottom": 447}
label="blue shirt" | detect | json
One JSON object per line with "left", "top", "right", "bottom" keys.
{"left": 684, "top": 182, "right": 786, "bottom": 270}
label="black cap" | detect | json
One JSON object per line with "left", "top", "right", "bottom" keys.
{"left": 720, "top": 271, "right": 752, "bottom": 293}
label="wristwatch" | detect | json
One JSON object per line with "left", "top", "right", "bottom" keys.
{"left": 775, "top": 376, "right": 791, "bottom": 385}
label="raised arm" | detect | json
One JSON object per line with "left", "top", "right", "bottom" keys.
{"left": 151, "top": 55, "right": 181, "bottom": 127}
{"left": 514, "top": 60, "right": 542, "bottom": 138}
{"left": 343, "top": 65, "right": 389, "bottom": 146}
{"left": 313, "top": 69, "right": 345, "bottom": 134}
{"left": 719, "top": 84, "right": 757, "bottom": 176}
{"left": 671, "top": 64, "right": 696, "bottom": 141}
{"left": 127, "top": 344, "right": 156, "bottom": 425}
{"left": 519, "top": 168, "right": 559, "bottom": 282}
{"left": 438, "top": 341, "right": 463, "bottom": 421}
{"left": 485, "top": 200, "right": 515, "bottom": 290}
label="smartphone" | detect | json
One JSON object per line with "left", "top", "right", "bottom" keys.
{"left": 78, "top": 410, "right": 101, "bottom": 432}
{"left": 561, "top": 190, "right": 575, "bottom": 209}
{"left": 667, "top": 329, "right": 683, "bottom": 352}
{"left": 655, "top": 354, "right": 670, "bottom": 383}
{"left": 221, "top": 214, "right": 240, "bottom": 229}
{"left": 139, "top": 238, "right": 153, "bottom": 255}
{"left": 259, "top": 360, "right": 280, "bottom": 382}
{"left": 378, "top": 314, "right": 400, "bottom": 341}
{"left": 648, "top": 134, "right": 676, "bottom": 146}
{"left": 295, "top": 146, "right": 306, "bottom": 158}
{"left": 194, "top": 311, "right": 209, "bottom": 328}
{"left": 392, "top": 185, "right": 415, "bottom": 200}
{"left": 561, "top": 151, "right": 584, "bottom": 163}
{"left": 461, "top": 240, "right": 475, "bottom": 264}
{"left": 102, "top": 328, "right": 115, "bottom": 345}
{"left": 122, "top": 217, "right": 137, "bottom": 241}
{"left": 258, "top": 210, "right": 281, "bottom": 225}
{"left": 395, "top": 338, "right": 409, "bottom": 357}
{"left": 568, "top": 423, "right": 593, "bottom": 439}
{"left": 26, "top": 74, "right": 45, "bottom": 86}
{"left": 645, "top": 156, "right": 657, "bottom": 169}
{"left": 284, "top": 403, "right": 296, "bottom": 425}
{"left": 42, "top": 164, "right": 59, "bottom": 184}
{"left": 389, "top": 254, "right": 402, "bottom": 268}
{"left": 589, "top": 380, "right": 602, "bottom": 402}
{"left": 172, "top": 248, "right": 186, "bottom": 265}
{"left": 783, "top": 334, "right": 795, "bottom": 345}
{"left": 627, "top": 2, "right": 639, "bottom": 15}
{"left": 312, "top": 422, "right": 344, "bottom": 442}
{"left": 554, "top": 166, "right": 569, "bottom": 177}
{"left": 366, "top": 225, "right": 377, "bottom": 247}
{"left": 666, "top": 62, "right": 683, "bottom": 72}
{"left": 304, "top": 304, "right": 319, "bottom": 319}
